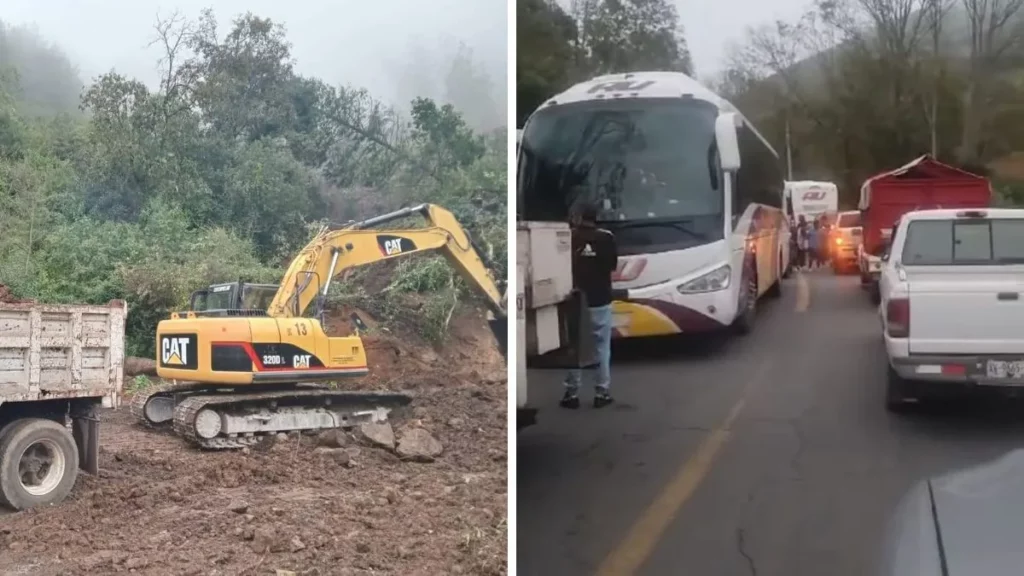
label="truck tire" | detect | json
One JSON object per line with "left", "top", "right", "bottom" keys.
{"left": 0, "top": 418, "right": 79, "bottom": 510}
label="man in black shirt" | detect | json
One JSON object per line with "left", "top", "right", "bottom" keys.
{"left": 562, "top": 202, "right": 617, "bottom": 409}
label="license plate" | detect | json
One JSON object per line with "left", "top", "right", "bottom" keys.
{"left": 985, "top": 360, "right": 1024, "bottom": 379}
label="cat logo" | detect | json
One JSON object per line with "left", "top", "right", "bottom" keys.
{"left": 376, "top": 234, "right": 417, "bottom": 257}
{"left": 293, "top": 354, "right": 312, "bottom": 369}
{"left": 160, "top": 333, "right": 198, "bottom": 369}
{"left": 802, "top": 190, "right": 827, "bottom": 201}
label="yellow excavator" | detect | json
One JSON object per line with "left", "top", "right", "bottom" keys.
{"left": 131, "top": 204, "right": 506, "bottom": 449}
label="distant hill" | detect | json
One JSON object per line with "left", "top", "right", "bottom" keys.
{"left": 0, "top": 20, "right": 84, "bottom": 117}
{"left": 735, "top": 5, "right": 1024, "bottom": 116}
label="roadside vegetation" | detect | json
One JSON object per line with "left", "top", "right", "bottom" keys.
{"left": 0, "top": 11, "right": 506, "bottom": 356}
{"left": 713, "top": 0, "right": 1024, "bottom": 206}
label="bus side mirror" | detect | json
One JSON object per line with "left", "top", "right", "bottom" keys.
{"left": 715, "top": 113, "right": 741, "bottom": 172}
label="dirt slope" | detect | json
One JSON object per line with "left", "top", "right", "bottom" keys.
{"left": 0, "top": 307, "right": 507, "bottom": 576}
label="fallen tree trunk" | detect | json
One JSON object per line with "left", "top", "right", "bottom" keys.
{"left": 125, "top": 357, "right": 157, "bottom": 377}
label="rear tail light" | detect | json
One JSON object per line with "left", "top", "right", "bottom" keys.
{"left": 887, "top": 297, "right": 910, "bottom": 338}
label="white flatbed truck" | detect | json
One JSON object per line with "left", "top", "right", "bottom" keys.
{"left": 0, "top": 299, "right": 126, "bottom": 510}
{"left": 516, "top": 222, "right": 594, "bottom": 429}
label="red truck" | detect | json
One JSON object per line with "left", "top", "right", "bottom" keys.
{"left": 856, "top": 156, "right": 991, "bottom": 302}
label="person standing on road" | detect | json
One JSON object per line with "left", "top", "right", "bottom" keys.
{"left": 807, "top": 220, "right": 821, "bottom": 269}
{"left": 796, "top": 215, "right": 809, "bottom": 270}
{"left": 562, "top": 201, "right": 617, "bottom": 410}
{"left": 817, "top": 217, "right": 831, "bottom": 266}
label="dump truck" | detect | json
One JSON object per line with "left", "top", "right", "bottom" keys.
{"left": 0, "top": 299, "right": 127, "bottom": 510}
{"left": 857, "top": 156, "right": 991, "bottom": 302}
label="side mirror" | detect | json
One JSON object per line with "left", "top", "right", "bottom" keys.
{"left": 715, "top": 113, "right": 741, "bottom": 172}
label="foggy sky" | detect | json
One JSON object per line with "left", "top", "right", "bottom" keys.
{"left": 1, "top": 0, "right": 506, "bottom": 118}
{"left": 678, "top": 0, "right": 808, "bottom": 74}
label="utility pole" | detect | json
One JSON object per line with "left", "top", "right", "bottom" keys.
{"left": 785, "top": 113, "right": 794, "bottom": 180}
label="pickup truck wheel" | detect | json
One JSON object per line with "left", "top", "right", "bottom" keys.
{"left": 0, "top": 418, "right": 79, "bottom": 511}
{"left": 885, "top": 366, "right": 913, "bottom": 413}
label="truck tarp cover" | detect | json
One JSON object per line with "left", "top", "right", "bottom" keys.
{"left": 857, "top": 155, "right": 991, "bottom": 256}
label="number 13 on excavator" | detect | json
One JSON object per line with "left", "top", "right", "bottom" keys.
{"left": 134, "top": 204, "right": 507, "bottom": 448}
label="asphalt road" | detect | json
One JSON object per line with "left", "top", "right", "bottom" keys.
{"left": 517, "top": 269, "right": 1024, "bottom": 576}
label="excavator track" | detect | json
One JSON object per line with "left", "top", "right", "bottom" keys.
{"left": 130, "top": 381, "right": 239, "bottom": 428}
{"left": 172, "top": 389, "right": 412, "bottom": 450}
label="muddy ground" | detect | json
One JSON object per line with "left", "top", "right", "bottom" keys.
{"left": 0, "top": 308, "right": 507, "bottom": 576}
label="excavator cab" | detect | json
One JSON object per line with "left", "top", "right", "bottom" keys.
{"left": 188, "top": 282, "right": 279, "bottom": 317}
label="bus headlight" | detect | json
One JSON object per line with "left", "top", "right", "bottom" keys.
{"left": 677, "top": 265, "right": 731, "bottom": 294}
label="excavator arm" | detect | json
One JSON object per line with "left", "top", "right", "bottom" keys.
{"left": 267, "top": 204, "right": 506, "bottom": 335}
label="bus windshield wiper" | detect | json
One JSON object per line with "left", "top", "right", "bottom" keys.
{"left": 599, "top": 218, "right": 706, "bottom": 240}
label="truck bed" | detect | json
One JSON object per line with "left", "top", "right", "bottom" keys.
{"left": 0, "top": 301, "right": 127, "bottom": 407}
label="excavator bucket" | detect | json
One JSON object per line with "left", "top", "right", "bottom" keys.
{"left": 488, "top": 317, "right": 508, "bottom": 359}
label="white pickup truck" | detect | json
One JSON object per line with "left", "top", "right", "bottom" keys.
{"left": 879, "top": 208, "right": 1024, "bottom": 411}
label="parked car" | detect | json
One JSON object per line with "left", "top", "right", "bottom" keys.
{"left": 880, "top": 449, "right": 1024, "bottom": 576}
{"left": 879, "top": 208, "right": 1024, "bottom": 411}
{"left": 829, "top": 210, "right": 862, "bottom": 273}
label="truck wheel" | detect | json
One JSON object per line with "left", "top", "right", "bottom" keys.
{"left": 869, "top": 283, "right": 881, "bottom": 305}
{"left": 0, "top": 419, "right": 79, "bottom": 510}
{"left": 885, "top": 366, "right": 913, "bottom": 413}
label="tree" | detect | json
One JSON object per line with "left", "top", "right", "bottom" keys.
{"left": 0, "top": 9, "right": 507, "bottom": 353}
{"left": 958, "top": 0, "right": 1024, "bottom": 163}
{"left": 517, "top": 0, "right": 578, "bottom": 124}
{"left": 582, "top": 0, "right": 693, "bottom": 75}
{"left": 443, "top": 43, "right": 502, "bottom": 133}
{"left": 0, "top": 20, "right": 83, "bottom": 117}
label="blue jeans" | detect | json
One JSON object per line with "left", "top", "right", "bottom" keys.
{"left": 565, "top": 304, "right": 612, "bottom": 394}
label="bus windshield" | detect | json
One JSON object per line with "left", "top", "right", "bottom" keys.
{"left": 517, "top": 98, "right": 725, "bottom": 253}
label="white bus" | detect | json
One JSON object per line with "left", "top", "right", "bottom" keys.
{"left": 784, "top": 181, "right": 838, "bottom": 224}
{"left": 517, "top": 71, "right": 789, "bottom": 338}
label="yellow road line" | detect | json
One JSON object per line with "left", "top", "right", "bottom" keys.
{"left": 795, "top": 271, "right": 810, "bottom": 313}
{"left": 594, "top": 385, "right": 755, "bottom": 576}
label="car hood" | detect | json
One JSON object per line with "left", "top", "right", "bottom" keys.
{"left": 881, "top": 449, "right": 1024, "bottom": 576}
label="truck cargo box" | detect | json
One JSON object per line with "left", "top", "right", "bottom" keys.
{"left": 0, "top": 300, "right": 127, "bottom": 407}
{"left": 858, "top": 156, "right": 991, "bottom": 257}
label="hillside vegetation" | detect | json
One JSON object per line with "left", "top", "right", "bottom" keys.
{"left": 0, "top": 10, "right": 506, "bottom": 356}
{"left": 713, "top": 0, "right": 1024, "bottom": 206}
{"left": 517, "top": 0, "right": 693, "bottom": 125}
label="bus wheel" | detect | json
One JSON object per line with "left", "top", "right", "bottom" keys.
{"left": 733, "top": 275, "right": 757, "bottom": 335}
{"left": 765, "top": 253, "right": 783, "bottom": 299}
